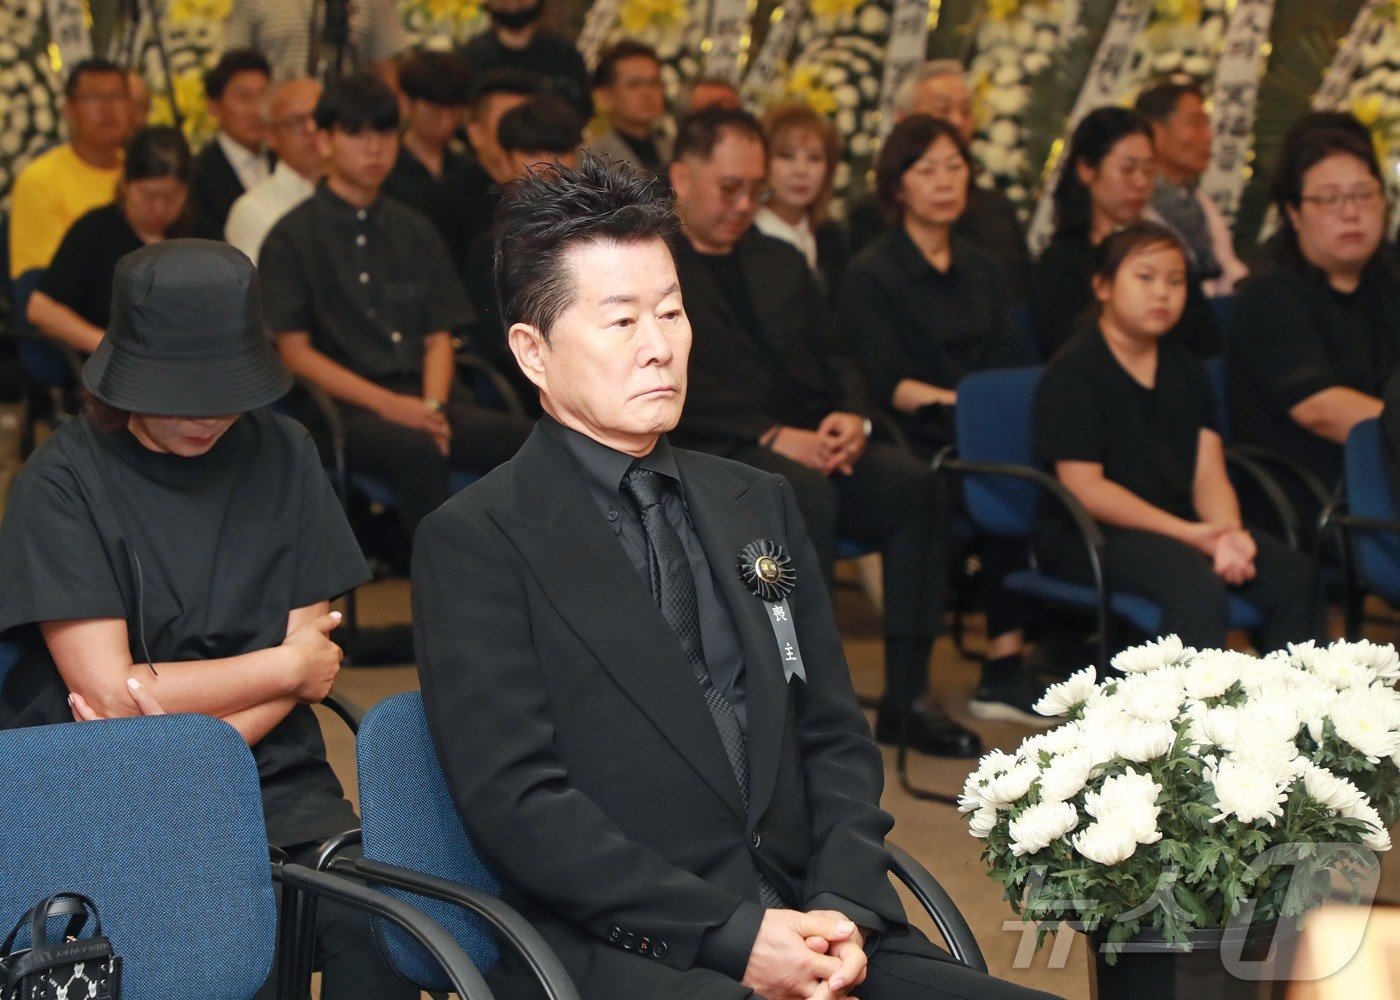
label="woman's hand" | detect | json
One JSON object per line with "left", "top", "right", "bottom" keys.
{"left": 69, "top": 677, "right": 167, "bottom": 721}
{"left": 1212, "top": 528, "right": 1257, "bottom": 586}
{"left": 281, "top": 610, "right": 345, "bottom": 703}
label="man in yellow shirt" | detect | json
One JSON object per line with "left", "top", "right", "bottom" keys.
{"left": 9, "top": 59, "right": 129, "bottom": 280}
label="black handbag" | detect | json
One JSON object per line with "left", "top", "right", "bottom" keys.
{"left": 0, "top": 893, "right": 121, "bottom": 1000}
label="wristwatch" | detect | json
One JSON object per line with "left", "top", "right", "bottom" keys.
{"left": 862, "top": 417, "right": 873, "bottom": 438}
{"left": 423, "top": 398, "right": 444, "bottom": 414}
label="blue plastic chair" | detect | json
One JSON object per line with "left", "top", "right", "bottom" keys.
{"left": 1319, "top": 420, "right": 1400, "bottom": 637}
{"left": 0, "top": 714, "right": 489, "bottom": 998}
{"left": 944, "top": 366, "right": 1265, "bottom": 670}
{"left": 335, "top": 691, "right": 988, "bottom": 990}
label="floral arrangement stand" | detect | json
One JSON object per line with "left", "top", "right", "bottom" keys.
{"left": 961, "top": 636, "right": 1400, "bottom": 1000}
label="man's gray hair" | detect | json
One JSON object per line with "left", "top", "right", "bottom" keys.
{"left": 892, "top": 59, "right": 967, "bottom": 116}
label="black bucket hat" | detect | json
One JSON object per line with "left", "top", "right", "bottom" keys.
{"left": 83, "top": 239, "right": 292, "bottom": 416}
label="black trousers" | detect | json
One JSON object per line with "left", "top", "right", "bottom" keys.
{"left": 254, "top": 843, "right": 418, "bottom": 1000}
{"left": 729, "top": 442, "right": 944, "bottom": 641}
{"left": 1041, "top": 527, "right": 1316, "bottom": 652}
{"left": 340, "top": 399, "right": 531, "bottom": 539}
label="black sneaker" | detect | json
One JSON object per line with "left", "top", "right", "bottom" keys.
{"left": 874, "top": 701, "right": 983, "bottom": 758}
{"left": 969, "top": 670, "right": 1055, "bottom": 727}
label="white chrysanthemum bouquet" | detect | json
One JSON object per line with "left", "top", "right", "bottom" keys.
{"left": 963, "top": 636, "right": 1400, "bottom": 958}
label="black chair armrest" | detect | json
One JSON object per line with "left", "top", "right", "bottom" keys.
{"left": 330, "top": 856, "right": 581, "bottom": 1000}
{"left": 1228, "top": 444, "right": 1334, "bottom": 519}
{"left": 290, "top": 378, "right": 350, "bottom": 503}
{"left": 869, "top": 411, "right": 911, "bottom": 451}
{"left": 1223, "top": 448, "right": 1301, "bottom": 549}
{"left": 886, "top": 842, "right": 987, "bottom": 973}
{"left": 320, "top": 689, "right": 366, "bottom": 734}
{"left": 456, "top": 350, "right": 526, "bottom": 419}
{"left": 273, "top": 862, "right": 496, "bottom": 1000}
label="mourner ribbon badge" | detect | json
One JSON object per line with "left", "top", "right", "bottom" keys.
{"left": 738, "top": 540, "right": 806, "bottom": 683}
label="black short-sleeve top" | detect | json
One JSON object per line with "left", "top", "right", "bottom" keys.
{"left": 0, "top": 409, "right": 371, "bottom": 847}
{"left": 35, "top": 204, "right": 143, "bottom": 331}
{"left": 1226, "top": 253, "right": 1400, "bottom": 487}
{"left": 1034, "top": 324, "right": 1219, "bottom": 543}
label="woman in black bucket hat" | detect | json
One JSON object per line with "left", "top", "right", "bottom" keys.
{"left": 0, "top": 240, "right": 417, "bottom": 1000}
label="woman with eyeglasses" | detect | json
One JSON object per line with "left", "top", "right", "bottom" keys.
{"left": 25, "top": 126, "right": 191, "bottom": 355}
{"left": 1226, "top": 125, "right": 1400, "bottom": 496}
{"left": 1030, "top": 106, "right": 1220, "bottom": 360}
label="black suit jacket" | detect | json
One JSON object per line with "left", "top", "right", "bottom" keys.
{"left": 413, "top": 425, "right": 930, "bottom": 998}
{"left": 672, "top": 231, "right": 874, "bottom": 453}
{"left": 189, "top": 139, "right": 270, "bottom": 240}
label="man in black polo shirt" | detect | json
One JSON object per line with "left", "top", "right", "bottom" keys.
{"left": 383, "top": 50, "right": 473, "bottom": 248}
{"left": 260, "top": 74, "right": 532, "bottom": 542}
{"left": 668, "top": 108, "right": 981, "bottom": 759}
{"left": 459, "top": 0, "right": 592, "bottom": 119}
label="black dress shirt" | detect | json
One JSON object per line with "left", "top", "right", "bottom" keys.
{"left": 258, "top": 185, "right": 473, "bottom": 383}
{"left": 383, "top": 144, "right": 467, "bottom": 249}
{"left": 442, "top": 158, "right": 500, "bottom": 270}
{"left": 37, "top": 203, "right": 144, "bottom": 331}
{"left": 1227, "top": 246, "right": 1400, "bottom": 487}
{"left": 839, "top": 229, "right": 1034, "bottom": 444}
{"left": 542, "top": 417, "right": 749, "bottom": 729}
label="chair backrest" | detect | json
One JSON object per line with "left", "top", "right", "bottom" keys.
{"left": 954, "top": 366, "right": 1043, "bottom": 537}
{"left": 0, "top": 714, "right": 277, "bottom": 998}
{"left": 1344, "top": 419, "right": 1400, "bottom": 601}
{"left": 356, "top": 690, "right": 501, "bottom": 990}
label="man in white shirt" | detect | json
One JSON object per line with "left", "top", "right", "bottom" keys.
{"left": 190, "top": 50, "right": 273, "bottom": 238}
{"left": 227, "top": 78, "right": 325, "bottom": 264}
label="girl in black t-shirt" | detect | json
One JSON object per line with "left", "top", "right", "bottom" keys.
{"left": 1035, "top": 222, "right": 1314, "bottom": 652}
{"left": 0, "top": 242, "right": 415, "bottom": 1000}
{"left": 27, "top": 127, "right": 191, "bottom": 355}
{"left": 1031, "top": 107, "right": 1219, "bottom": 360}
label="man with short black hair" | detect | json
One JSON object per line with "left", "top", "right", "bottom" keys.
{"left": 384, "top": 49, "right": 472, "bottom": 242}
{"left": 464, "top": 96, "right": 585, "bottom": 405}
{"left": 460, "top": 0, "right": 592, "bottom": 119}
{"left": 189, "top": 49, "right": 273, "bottom": 239}
{"left": 442, "top": 69, "right": 539, "bottom": 267}
{"left": 414, "top": 153, "right": 1059, "bottom": 1000}
{"left": 260, "top": 74, "right": 532, "bottom": 543}
{"left": 1136, "top": 77, "right": 1248, "bottom": 296}
{"left": 669, "top": 108, "right": 981, "bottom": 758}
{"left": 9, "top": 59, "right": 129, "bottom": 279}
{"left": 589, "top": 40, "right": 671, "bottom": 176}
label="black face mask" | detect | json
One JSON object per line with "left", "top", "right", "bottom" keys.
{"left": 490, "top": 1, "right": 543, "bottom": 30}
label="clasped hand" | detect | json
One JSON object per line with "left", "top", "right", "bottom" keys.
{"left": 771, "top": 414, "right": 868, "bottom": 477}
{"left": 743, "top": 909, "right": 868, "bottom": 1000}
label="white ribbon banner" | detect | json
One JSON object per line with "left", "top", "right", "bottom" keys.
{"left": 704, "top": 0, "right": 751, "bottom": 82}
{"left": 875, "top": 0, "right": 933, "bottom": 142}
{"left": 576, "top": 0, "right": 624, "bottom": 69}
{"left": 45, "top": 0, "right": 92, "bottom": 69}
{"left": 1198, "top": 0, "right": 1277, "bottom": 222}
{"left": 742, "top": 0, "right": 805, "bottom": 102}
{"left": 1027, "top": 0, "right": 1153, "bottom": 255}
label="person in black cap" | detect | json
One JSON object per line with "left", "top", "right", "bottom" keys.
{"left": 0, "top": 239, "right": 416, "bottom": 1000}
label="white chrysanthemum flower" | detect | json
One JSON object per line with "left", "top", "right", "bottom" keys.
{"left": 1183, "top": 649, "right": 1247, "bottom": 700}
{"left": 1208, "top": 755, "right": 1290, "bottom": 826}
{"left": 1333, "top": 640, "right": 1400, "bottom": 681}
{"left": 1116, "top": 720, "right": 1176, "bottom": 763}
{"left": 1307, "top": 647, "right": 1375, "bottom": 690}
{"left": 1295, "top": 760, "right": 1365, "bottom": 815}
{"left": 1033, "top": 666, "right": 1097, "bottom": 717}
{"left": 968, "top": 805, "right": 999, "bottom": 839}
{"left": 1198, "top": 705, "right": 1242, "bottom": 752}
{"left": 1009, "top": 801, "right": 1080, "bottom": 856}
{"left": 1084, "top": 768, "right": 1162, "bottom": 844}
{"left": 1073, "top": 821, "right": 1139, "bottom": 865}
{"left": 1342, "top": 799, "right": 1393, "bottom": 852}
{"left": 1330, "top": 690, "right": 1400, "bottom": 763}
{"left": 1039, "top": 748, "right": 1095, "bottom": 802}
{"left": 1117, "top": 672, "right": 1186, "bottom": 723}
{"left": 1246, "top": 692, "right": 1306, "bottom": 745}
{"left": 981, "top": 761, "right": 1040, "bottom": 807}
{"left": 1111, "top": 635, "right": 1187, "bottom": 674}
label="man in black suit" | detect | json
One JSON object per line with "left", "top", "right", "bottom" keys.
{"left": 667, "top": 107, "right": 982, "bottom": 757}
{"left": 190, "top": 50, "right": 273, "bottom": 239}
{"left": 413, "top": 156, "right": 1059, "bottom": 1000}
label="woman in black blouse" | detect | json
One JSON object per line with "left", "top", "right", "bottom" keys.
{"left": 1035, "top": 222, "right": 1313, "bottom": 651}
{"left": 26, "top": 126, "right": 191, "bottom": 355}
{"left": 1227, "top": 125, "right": 1400, "bottom": 495}
{"left": 1031, "top": 106, "right": 1218, "bottom": 359}
{"left": 0, "top": 242, "right": 415, "bottom": 1000}
{"left": 841, "top": 115, "right": 1042, "bottom": 724}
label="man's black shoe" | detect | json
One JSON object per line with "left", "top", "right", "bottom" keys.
{"left": 874, "top": 701, "right": 982, "bottom": 758}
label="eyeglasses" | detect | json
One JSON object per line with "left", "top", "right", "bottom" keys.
{"left": 1300, "top": 186, "right": 1385, "bottom": 214}
{"left": 271, "top": 112, "right": 316, "bottom": 132}
{"left": 717, "top": 178, "right": 767, "bottom": 205}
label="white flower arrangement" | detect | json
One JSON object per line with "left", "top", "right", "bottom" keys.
{"left": 965, "top": 637, "right": 1400, "bottom": 960}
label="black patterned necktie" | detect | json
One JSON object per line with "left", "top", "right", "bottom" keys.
{"left": 621, "top": 467, "right": 785, "bottom": 908}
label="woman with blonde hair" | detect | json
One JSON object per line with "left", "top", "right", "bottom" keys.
{"left": 757, "top": 102, "right": 849, "bottom": 297}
